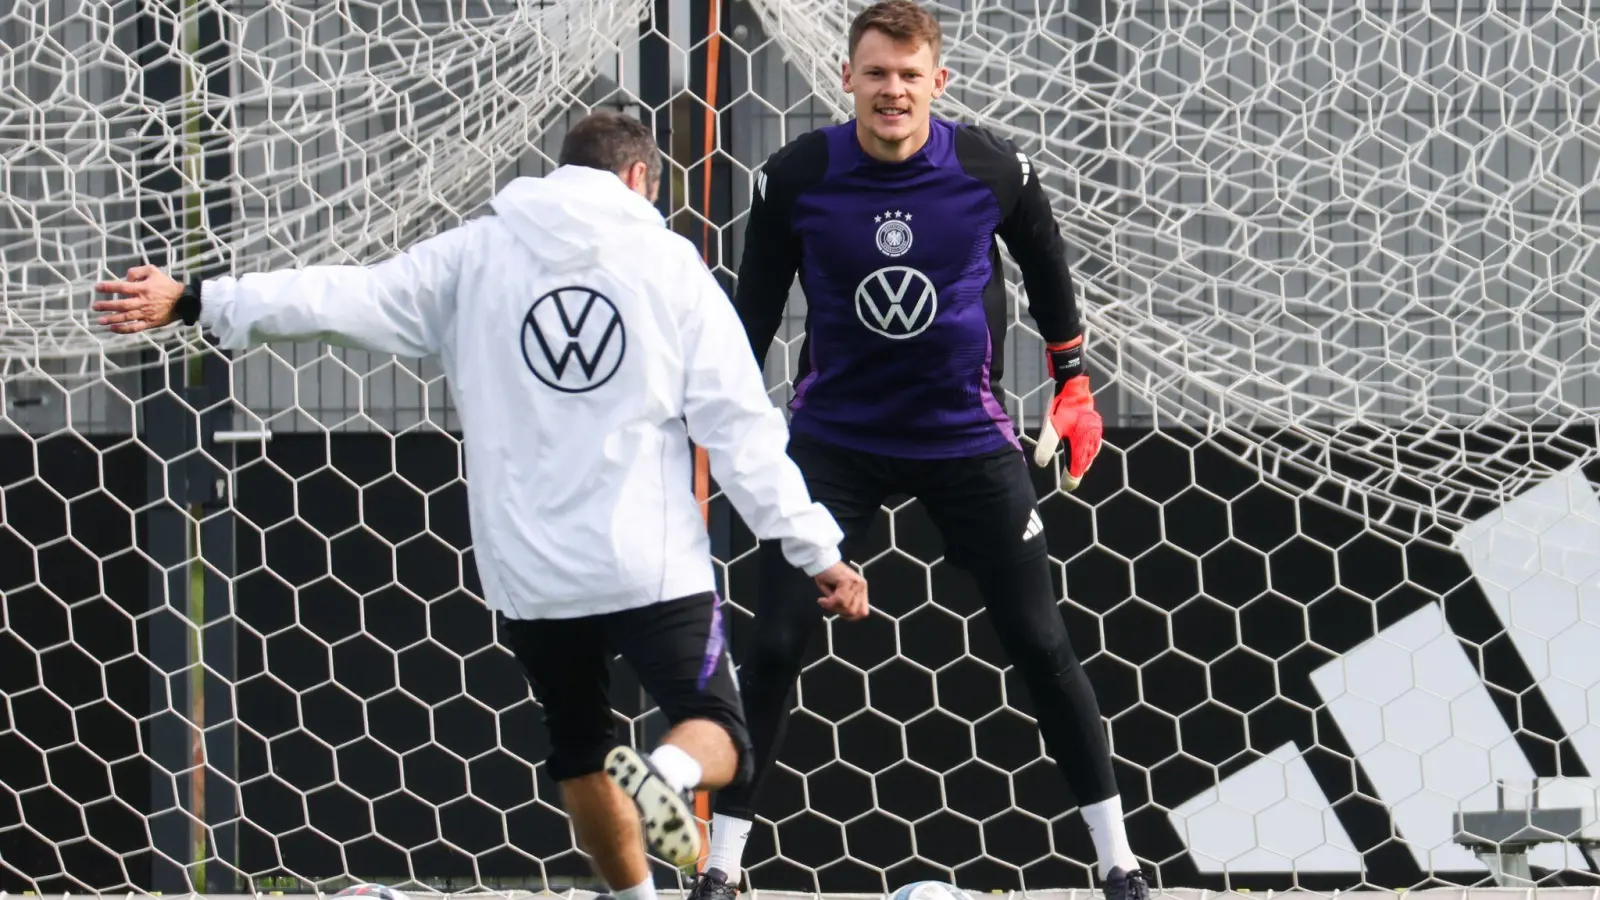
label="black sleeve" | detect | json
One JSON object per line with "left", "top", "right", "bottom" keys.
{"left": 732, "top": 132, "right": 828, "bottom": 369}
{"left": 954, "top": 125, "right": 1083, "bottom": 345}
{"left": 178, "top": 276, "right": 203, "bottom": 325}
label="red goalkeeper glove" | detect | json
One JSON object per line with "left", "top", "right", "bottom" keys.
{"left": 1033, "top": 336, "right": 1103, "bottom": 490}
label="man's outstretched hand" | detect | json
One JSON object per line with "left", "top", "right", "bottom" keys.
{"left": 92, "top": 265, "right": 184, "bottom": 333}
{"left": 814, "top": 561, "right": 869, "bottom": 622}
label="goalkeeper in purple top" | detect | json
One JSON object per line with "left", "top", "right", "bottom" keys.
{"left": 692, "top": 2, "right": 1145, "bottom": 899}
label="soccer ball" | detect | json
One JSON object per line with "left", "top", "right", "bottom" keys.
{"left": 331, "top": 885, "right": 411, "bottom": 900}
{"left": 889, "top": 882, "right": 974, "bottom": 900}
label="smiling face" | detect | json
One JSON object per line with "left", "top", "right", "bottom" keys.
{"left": 843, "top": 26, "right": 948, "bottom": 162}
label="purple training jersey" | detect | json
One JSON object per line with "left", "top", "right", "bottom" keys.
{"left": 733, "top": 118, "right": 1083, "bottom": 459}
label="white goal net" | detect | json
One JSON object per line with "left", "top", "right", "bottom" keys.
{"left": 4, "top": 0, "right": 1600, "bottom": 897}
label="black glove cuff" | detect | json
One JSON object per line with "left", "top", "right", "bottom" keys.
{"left": 176, "top": 277, "right": 202, "bottom": 327}
{"left": 1046, "top": 342, "right": 1085, "bottom": 387}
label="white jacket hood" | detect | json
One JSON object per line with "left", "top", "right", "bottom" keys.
{"left": 490, "top": 166, "right": 663, "bottom": 273}
{"left": 199, "top": 164, "right": 843, "bottom": 621}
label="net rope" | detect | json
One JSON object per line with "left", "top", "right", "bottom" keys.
{"left": 1, "top": 0, "right": 646, "bottom": 376}
{"left": 6, "top": 2, "right": 1598, "bottom": 521}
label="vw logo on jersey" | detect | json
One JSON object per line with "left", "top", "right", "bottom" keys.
{"left": 520, "top": 286, "right": 626, "bottom": 392}
{"left": 874, "top": 209, "right": 913, "bottom": 257}
{"left": 855, "top": 266, "right": 937, "bottom": 339}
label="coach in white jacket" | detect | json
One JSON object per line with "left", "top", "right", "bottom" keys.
{"left": 93, "top": 111, "right": 866, "bottom": 900}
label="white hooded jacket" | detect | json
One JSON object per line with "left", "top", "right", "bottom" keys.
{"left": 200, "top": 165, "right": 844, "bottom": 619}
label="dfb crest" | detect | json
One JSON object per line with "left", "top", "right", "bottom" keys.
{"left": 855, "top": 266, "right": 937, "bottom": 339}
{"left": 874, "top": 209, "right": 913, "bottom": 257}
{"left": 520, "top": 287, "right": 626, "bottom": 392}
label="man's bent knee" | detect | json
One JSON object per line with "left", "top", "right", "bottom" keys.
{"left": 667, "top": 713, "right": 752, "bottom": 791}
{"left": 990, "top": 606, "right": 1082, "bottom": 686}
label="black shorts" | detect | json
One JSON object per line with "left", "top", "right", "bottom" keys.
{"left": 786, "top": 431, "right": 1048, "bottom": 571}
{"left": 500, "top": 592, "right": 751, "bottom": 784}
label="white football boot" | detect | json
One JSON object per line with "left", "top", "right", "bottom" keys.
{"left": 604, "top": 745, "right": 702, "bottom": 869}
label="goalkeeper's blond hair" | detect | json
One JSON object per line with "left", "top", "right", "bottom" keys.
{"left": 847, "top": 0, "right": 943, "bottom": 63}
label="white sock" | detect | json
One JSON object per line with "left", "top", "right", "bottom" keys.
{"left": 612, "top": 876, "right": 657, "bottom": 900}
{"left": 1081, "top": 795, "right": 1137, "bottom": 879}
{"left": 648, "top": 743, "right": 702, "bottom": 794}
{"left": 706, "top": 813, "right": 753, "bottom": 880}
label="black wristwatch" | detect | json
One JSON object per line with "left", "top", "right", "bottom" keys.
{"left": 176, "top": 277, "right": 202, "bottom": 326}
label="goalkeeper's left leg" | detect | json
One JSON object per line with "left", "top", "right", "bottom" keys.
{"left": 917, "top": 447, "right": 1145, "bottom": 898}
{"left": 970, "top": 557, "right": 1137, "bottom": 881}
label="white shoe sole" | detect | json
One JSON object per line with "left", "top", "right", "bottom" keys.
{"left": 605, "top": 745, "right": 702, "bottom": 869}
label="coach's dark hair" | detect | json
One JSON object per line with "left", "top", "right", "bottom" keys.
{"left": 848, "top": 0, "right": 942, "bottom": 63}
{"left": 559, "top": 110, "right": 662, "bottom": 185}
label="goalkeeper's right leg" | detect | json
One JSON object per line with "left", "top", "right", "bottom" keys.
{"left": 701, "top": 540, "right": 828, "bottom": 873}
{"left": 700, "top": 433, "right": 888, "bottom": 897}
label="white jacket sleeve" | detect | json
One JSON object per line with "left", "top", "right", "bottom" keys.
{"left": 678, "top": 259, "right": 844, "bottom": 577}
{"left": 198, "top": 224, "right": 473, "bottom": 356}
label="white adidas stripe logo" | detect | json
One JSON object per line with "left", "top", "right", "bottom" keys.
{"left": 1022, "top": 508, "right": 1043, "bottom": 541}
{"left": 1170, "top": 462, "right": 1600, "bottom": 876}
